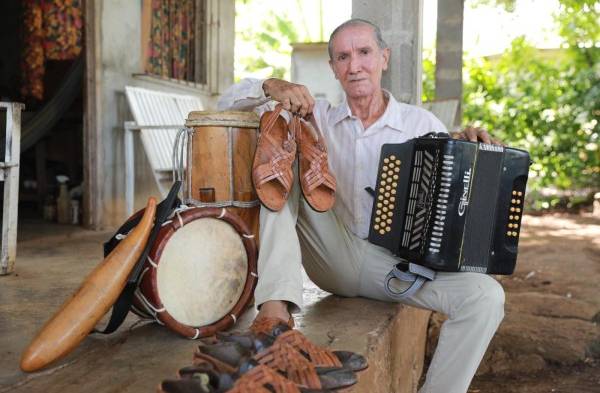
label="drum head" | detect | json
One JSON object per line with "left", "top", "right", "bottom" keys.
{"left": 156, "top": 217, "right": 248, "bottom": 327}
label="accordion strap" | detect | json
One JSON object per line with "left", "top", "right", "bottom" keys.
{"left": 384, "top": 263, "right": 436, "bottom": 299}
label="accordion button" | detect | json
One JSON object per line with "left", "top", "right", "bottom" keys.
{"left": 385, "top": 192, "right": 390, "bottom": 197}
{"left": 395, "top": 160, "right": 401, "bottom": 165}
{"left": 390, "top": 155, "right": 396, "bottom": 160}
{"left": 391, "top": 189, "right": 397, "bottom": 194}
{"left": 379, "top": 187, "right": 385, "bottom": 193}
{"left": 378, "top": 195, "right": 384, "bottom": 201}
{"left": 390, "top": 197, "right": 396, "bottom": 202}
{"left": 506, "top": 231, "right": 512, "bottom": 236}
{"left": 508, "top": 224, "right": 513, "bottom": 228}
{"left": 509, "top": 215, "right": 514, "bottom": 220}
{"left": 383, "top": 207, "right": 388, "bottom": 212}
{"left": 511, "top": 199, "right": 516, "bottom": 204}
{"left": 380, "top": 181, "right": 386, "bottom": 186}
{"left": 512, "top": 231, "right": 518, "bottom": 236}
{"left": 383, "top": 165, "right": 388, "bottom": 171}
{"left": 516, "top": 199, "right": 521, "bottom": 204}
{"left": 386, "top": 226, "right": 392, "bottom": 232}
{"left": 512, "top": 190, "right": 517, "bottom": 195}
{"left": 375, "top": 217, "right": 380, "bottom": 223}
{"left": 394, "top": 167, "right": 400, "bottom": 173}
{"left": 510, "top": 207, "right": 515, "bottom": 212}
{"left": 384, "top": 158, "right": 390, "bottom": 164}
{"left": 376, "top": 209, "right": 382, "bottom": 215}
{"left": 382, "top": 173, "right": 387, "bottom": 179}
{"left": 393, "top": 175, "right": 399, "bottom": 180}
{"left": 387, "top": 219, "right": 392, "bottom": 224}
{"left": 379, "top": 229, "right": 386, "bottom": 235}
{"left": 392, "top": 182, "right": 398, "bottom": 187}
{"left": 516, "top": 208, "right": 521, "bottom": 213}
{"left": 518, "top": 191, "right": 523, "bottom": 196}
{"left": 514, "top": 223, "right": 519, "bottom": 228}
{"left": 377, "top": 203, "right": 382, "bottom": 208}
{"left": 374, "top": 224, "right": 380, "bottom": 230}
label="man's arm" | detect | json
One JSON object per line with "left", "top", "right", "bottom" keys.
{"left": 217, "top": 78, "right": 271, "bottom": 112}
{"left": 218, "top": 78, "right": 316, "bottom": 118}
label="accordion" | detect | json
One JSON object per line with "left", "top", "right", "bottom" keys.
{"left": 368, "top": 136, "right": 530, "bottom": 275}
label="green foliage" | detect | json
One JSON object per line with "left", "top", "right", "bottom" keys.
{"left": 461, "top": 37, "right": 599, "bottom": 192}
{"left": 467, "top": 0, "right": 517, "bottom": 12}
{"left": 421, "top": 49, "right": 436, "bottom": 103}
{"left": 235, "top": 0, "right": 308, "bottom": 81}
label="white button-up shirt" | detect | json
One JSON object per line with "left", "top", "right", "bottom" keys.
{"left": 218, "top": 78, "right": 447, "bottom": 239}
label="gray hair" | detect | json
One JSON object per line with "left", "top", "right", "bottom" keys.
{"left": 328, "top": 19, "right": 388, "bottom": 60}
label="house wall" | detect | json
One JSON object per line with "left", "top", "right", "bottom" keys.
{"left": 88, "top": 0, "right": 233, "bottom": 228}
{"left": 290, "top": 43, "right": 344, "bottom": 105}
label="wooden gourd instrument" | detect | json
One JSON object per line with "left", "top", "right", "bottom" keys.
{"left": 20, "top": 197, "right": 157, "bottom": 372}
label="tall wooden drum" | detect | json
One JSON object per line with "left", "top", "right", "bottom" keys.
{"left": 183, "top": 111, "right": 260, "bottom": 238}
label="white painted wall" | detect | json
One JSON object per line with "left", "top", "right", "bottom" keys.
{"left": 93, "top": 1, "right": 233, "bottom": 227}
{"left": 290, "top": 43, "right": 344, "bottom": 105}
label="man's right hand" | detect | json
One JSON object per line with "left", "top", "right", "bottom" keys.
{"left": 262, "top": 78, "right": 315, "bottom": 118}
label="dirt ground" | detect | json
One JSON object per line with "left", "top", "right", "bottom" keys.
{"left": 427, "top": 213, "right": 600, "bottom": 392}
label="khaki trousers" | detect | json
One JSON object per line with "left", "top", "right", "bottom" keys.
{"left": 255, "top": 167, "right": 505, "bottom": 393}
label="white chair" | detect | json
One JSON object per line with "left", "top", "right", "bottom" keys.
{"left": 0, "top": 102, "right": 24, "bottom": 275}
{"left": 123, "top": 86, "right": 203, "bottom": 215}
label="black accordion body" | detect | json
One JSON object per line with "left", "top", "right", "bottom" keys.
{"left": 368, "top": 136, "right": 530, "bottom": 275}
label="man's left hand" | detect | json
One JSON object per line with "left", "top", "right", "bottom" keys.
{"left": 452, "top": 127, "right": 503, "bottom": 146}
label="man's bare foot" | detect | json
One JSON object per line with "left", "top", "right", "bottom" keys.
{"left": 256, "top": 300, "right": 291, "bottom": 323}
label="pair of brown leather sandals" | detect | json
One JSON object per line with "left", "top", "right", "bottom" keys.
{"left": 252, "top": 105, "right": 336, "bottom": 212}
{"left": 158, "top": 317, "right": 367, "bottom": 392}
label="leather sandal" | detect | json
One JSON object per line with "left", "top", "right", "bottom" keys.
{"left": 193, "top": 340, "right": 356, "bottom": 391}
{"left": 217, "top": 317, "right": 367, "bottom": 372}
{"left": 160, "top": 364, "right": 331, "bottom": 393}
{"left": 293, "top": 115, "right": 336, "bottom": 212}
{"left": 252, "top": 105, "right": 296, "bottom": 211}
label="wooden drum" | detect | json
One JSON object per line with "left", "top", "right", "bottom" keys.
{"left": 183, "top": 111, "right": 260, "bottom": 238}
{"left": 132, "top": 207, "right": 258, "bottom": 339}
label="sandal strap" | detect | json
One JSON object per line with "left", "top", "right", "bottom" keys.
{"left": 297, "top": 117, "right": 336, "bottom": 195}
{"left": 254, "top": 107, "right": 296, "bottom": 193}
{"left": 276, "top": 330, "right": 343, "bottom": 368}
{"left": 228, "top": 365, "right": 300, "bottom": 393}
{"left": 252, "top": 133, "right": 296, "bottom": 190}
{"left": 250, "top": 317, "right": 295, "bottom": 336}
{"left": 253, "top": 341, "right": 322, "bottom": 389}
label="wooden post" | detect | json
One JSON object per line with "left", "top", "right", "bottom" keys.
{"left": 435, "top": 0, "right": 464, "bottom": 127}
{"left": 1, "top": 102, "right": 24, "bottom": 275}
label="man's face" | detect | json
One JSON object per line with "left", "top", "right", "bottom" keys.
{"left": 329, "top": 24, "right": 390, "bottom": 100}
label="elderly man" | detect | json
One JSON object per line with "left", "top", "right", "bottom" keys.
{"left": 218, "top": 19, "right": 504, "bottom": 393}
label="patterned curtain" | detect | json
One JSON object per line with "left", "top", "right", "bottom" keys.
{"left": 146, "top": 0, "right": 196, "bottom": 82}
{"left": 21, "top": 0, "right": 83, "bottom": 100}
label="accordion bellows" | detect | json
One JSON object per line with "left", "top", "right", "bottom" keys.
{"left": 368, "top": 137, "right": 531, "bottom": 275}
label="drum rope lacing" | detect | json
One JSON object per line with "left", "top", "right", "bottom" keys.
{"left": 134, "top": 204, "right": 258, "bottom": 339}
{"left": 173, "top": 127, "right": 260, "bottom": 209}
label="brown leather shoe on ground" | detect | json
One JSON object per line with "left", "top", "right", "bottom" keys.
{"left": 252, "top": 105, "right": 296, "bottom": 211}
{"left": 293, "top": 115, "right": 336, "bottom": 212}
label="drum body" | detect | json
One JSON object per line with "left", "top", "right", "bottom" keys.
{"left": 132, "top": 207, "right": 258, "bottom": 339}
{"left": 184, "top": 111, "right": 260, "bottom": 238}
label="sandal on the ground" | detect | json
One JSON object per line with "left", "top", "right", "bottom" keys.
{"left": 217, "top": 317, "right": 368, "bottom": 372}
{"left": 252, "top": 105, "right": 296, "bottom": 211}
{"left": 193, "top": 340, "right": 356, "bottom": 391}
{"left": 160, "top": 364, "right": 331, "bottom": 393}
{"left": 293, "top": 115, "right": 336, "bottom": 212}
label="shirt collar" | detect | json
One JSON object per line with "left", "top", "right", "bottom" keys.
{"left": 330, "top": 89, "right": 405, "bottom": 132}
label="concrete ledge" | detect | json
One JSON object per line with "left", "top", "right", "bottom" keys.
{"left": 1, "top": 222, "right": 430, "bottom": 392}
